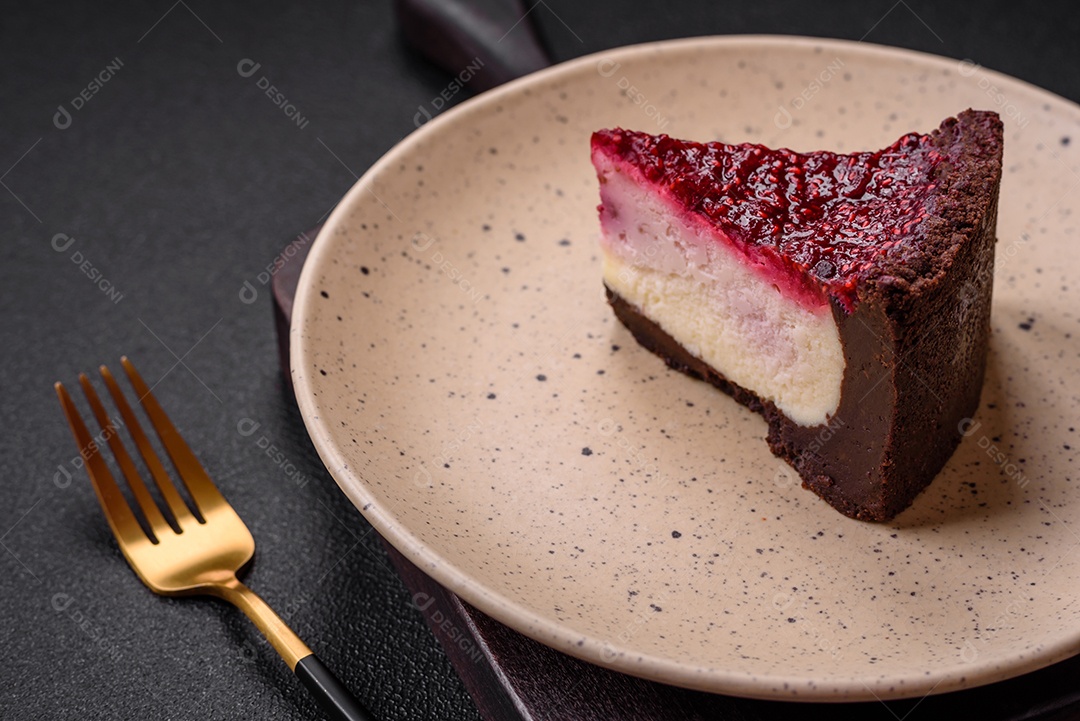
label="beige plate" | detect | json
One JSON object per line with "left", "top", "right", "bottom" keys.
{"left": 292, "top": 36, "right": 1080, "bottom": 701}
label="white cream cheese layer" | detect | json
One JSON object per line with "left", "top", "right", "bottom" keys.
{"left": 597, "top": 156, "right": 844, "bottom": 426}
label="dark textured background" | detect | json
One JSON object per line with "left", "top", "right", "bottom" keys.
{"left": 2, "top": 1, "right": 1078, "bottom": 719}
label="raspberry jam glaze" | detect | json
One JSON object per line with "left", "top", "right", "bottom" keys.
{"left": 591, "top": 129, "right": 944, "bottom": 312}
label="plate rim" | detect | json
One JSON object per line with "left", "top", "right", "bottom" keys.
{"left": 292, "top": 33, "right": 1080, "bottom": 700}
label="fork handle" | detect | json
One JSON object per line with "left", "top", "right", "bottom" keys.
{"left": 295, "top": 654, "right": 374, "bottom": 721}
{"left": 211, "top": 579, "right": 374, "bottom": 720}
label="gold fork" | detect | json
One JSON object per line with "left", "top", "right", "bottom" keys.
{"left": 56, "top": 357, "right": 372, "bottom": 721}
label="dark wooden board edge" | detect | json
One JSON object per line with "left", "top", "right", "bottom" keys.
{"left": 380, "top": 541, "right": 530, "bottom": 721}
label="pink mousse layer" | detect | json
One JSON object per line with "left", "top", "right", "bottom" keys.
{"left": 593, "top": 145, "right": 832, "bottom": 312}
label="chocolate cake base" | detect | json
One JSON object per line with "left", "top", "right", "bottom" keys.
{"left": 606, "top": 256, "right": 992, "bottom": 522}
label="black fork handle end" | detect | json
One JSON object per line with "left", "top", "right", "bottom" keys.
{"left": 294, "top": 654, "right": 374, "bottom": 721}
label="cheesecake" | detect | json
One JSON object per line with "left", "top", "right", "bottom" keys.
{"left": 592, "top": 110, "right": 1003, "bottom": 521}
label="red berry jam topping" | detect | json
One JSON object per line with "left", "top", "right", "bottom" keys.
{"left": 592, "top": 129, "right": 944, "bottom": 311}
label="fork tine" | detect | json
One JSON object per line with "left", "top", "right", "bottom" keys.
{"left": 79, "top": 373, "right": 173, "bottom": 541}
{"left": 55, "top": 381, "right": 147, "bottom": 548}
{"left": 119, "top": 356, "right": 229, "bottom": 516}
{"left": 100, "top": 364, "right": 200, "bottom": 530}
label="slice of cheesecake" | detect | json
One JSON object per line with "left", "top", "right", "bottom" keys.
{"left": 592, "top": 110, "right": 1003, "bottom": 521}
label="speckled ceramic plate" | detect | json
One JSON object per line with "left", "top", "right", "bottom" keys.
{"left": 292, "top": 36, "right": 1080, "bottom": 701}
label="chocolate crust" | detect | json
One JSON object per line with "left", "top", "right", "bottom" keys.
{"left": 605, "top": 110, "right": 1003, "bottom": 522}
